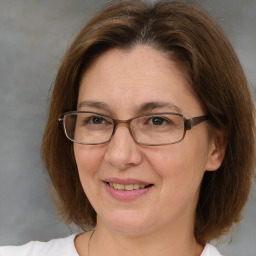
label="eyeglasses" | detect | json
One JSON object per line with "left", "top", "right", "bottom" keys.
{"left": 59, "top": 111, "right": 209, "bottom": 146}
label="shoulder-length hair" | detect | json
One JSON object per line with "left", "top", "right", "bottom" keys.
{"left": 41, "top": 0, "right": 255, "bottom": 244}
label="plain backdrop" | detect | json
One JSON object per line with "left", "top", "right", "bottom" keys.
{"left": 0, "top": 1, "right": 255, "bottom": 255}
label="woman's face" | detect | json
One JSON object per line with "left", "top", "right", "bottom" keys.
{"left": 74, "top": 45, "right": 222, "bottom": 235}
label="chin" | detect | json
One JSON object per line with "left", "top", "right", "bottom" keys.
{"left": 97, "top": 211, "right": 154, "bottom": 235}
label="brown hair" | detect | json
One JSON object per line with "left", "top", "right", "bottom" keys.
{"left": 41, "top": 0, "right": 255, "bottom": 244}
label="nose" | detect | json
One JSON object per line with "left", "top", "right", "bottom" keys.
{"left": 104, "top": 125, "right": 142, "bottom": 170}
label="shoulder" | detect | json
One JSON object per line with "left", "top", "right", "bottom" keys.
{"left": 201, "top": 244, "right": 223, "bottom": 256}
{"left": 0, "top": 234, "right": 79, "bottom": 256}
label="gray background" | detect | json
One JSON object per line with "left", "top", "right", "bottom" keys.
{"left": 0, "top": 0, "right": 255, "bottom": 255}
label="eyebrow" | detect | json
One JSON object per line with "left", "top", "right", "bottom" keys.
{"left": 77, "top": 100, "right": 183, "bottom": 114}
{"left": 139, "top": 101, "right": 183, "bottom": 113}
{"left": 78, "top": 100, "right": 112, "bottom": 112}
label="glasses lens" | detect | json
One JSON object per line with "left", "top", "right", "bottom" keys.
{"left": 131, "top": 114, "right": 185, "bottom": 145}
{"left": 64, "top": 113, "right": 114, "bottom": 144}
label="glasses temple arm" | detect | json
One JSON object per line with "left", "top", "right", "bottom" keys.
{"left": 185, "top": 115, "right": 209, "bottom": 130}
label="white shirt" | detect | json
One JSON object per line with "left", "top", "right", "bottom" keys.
{"left": 0, "top": 235, "right": 222, "bottom": 256}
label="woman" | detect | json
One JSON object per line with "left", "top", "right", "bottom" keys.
{"left": 1, "top": 0, "right": 255, "bottom": 255}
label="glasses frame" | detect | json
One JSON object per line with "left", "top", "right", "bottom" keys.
{"left": 59, "top": 111, "right": 209, "bottom": 146}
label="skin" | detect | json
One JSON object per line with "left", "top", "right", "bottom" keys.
{"left": 74, "top": 45, "right": 224, "bottom": 256}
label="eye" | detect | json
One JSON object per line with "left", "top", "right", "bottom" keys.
{"left": 148, "top": 116, "right": 172, "bottom": 126}
{"left": 87, "top": 116, "right": 106, "bottom": 124}
{"left": 77, "top": 114, "right": 113, "bottom": 132}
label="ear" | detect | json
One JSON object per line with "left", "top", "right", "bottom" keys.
{"left": 205, "top": 130, "right": 227, "bottom": 171}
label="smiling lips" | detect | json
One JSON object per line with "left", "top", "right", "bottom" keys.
{"left": 104, "top": 179, "right": 153, "bottom": 200}
{"left": 109, "top": 182, "right": 148, "bottom": 191}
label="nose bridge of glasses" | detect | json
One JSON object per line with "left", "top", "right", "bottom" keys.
{"left": 112, "top": 119, "right": 134, "bottom": 138}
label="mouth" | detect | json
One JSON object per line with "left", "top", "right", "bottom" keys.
{"left": 103, "top": 178, "right": 154, "bottom": 200}
{"left": 105, "top": 182, "right": 153, "bottom": 191}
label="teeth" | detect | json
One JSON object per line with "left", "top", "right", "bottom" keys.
{"left": 117, "top": 184, "right": 124, "bottom": 190}
{"left": 124, "top": 184, "right": 134, "bottom": 191}
{"left": 109, "top": 183, "right": 149, "bottom": 191}
{"left": 133, "top": 184, "right": 140, "bottom": 189}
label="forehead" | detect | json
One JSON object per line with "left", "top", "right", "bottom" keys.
{"left": 82, "top": 45, "right": 187, "bottom": 84}
{"left": 78, "top": 45, "right": 204, "bottom": 117}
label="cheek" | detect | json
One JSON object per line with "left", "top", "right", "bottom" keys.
{"left": 146, "top": 142, "right": 208, "bottom": 188}
{"left": 73, "top": 145, "right": 108, "bottom": 207}
{"left": 145, "top": 145, "right": 190, "bottom": 177}
{"left": 74, "top": 145, "right": 105, "bottom": 182}
{"left": 74, "top": 144, "right": 103, "bottom": 164}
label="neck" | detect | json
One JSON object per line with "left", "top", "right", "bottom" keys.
{"left": 89, "top": 218, "right": 203, "bottom": 256}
